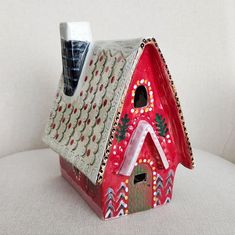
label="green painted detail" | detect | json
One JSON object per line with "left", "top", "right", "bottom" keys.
{"left": 155, "top": 113, "right": 169, "bottom": 137}
{"left": 115, "top": 114, "right": 130, "bottom": 143}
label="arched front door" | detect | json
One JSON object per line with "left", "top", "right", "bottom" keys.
{"left": 128, "top": 163, "right": 152, "bottom": 213}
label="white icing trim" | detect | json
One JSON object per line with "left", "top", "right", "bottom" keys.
{"left": 119, "top": 120, "right": 169, "bottom": 176}
{"left": 60, "top": 22, "right": 92, "bottom": 41}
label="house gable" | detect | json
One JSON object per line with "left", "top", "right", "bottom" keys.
{"left": 98, "top": 41, "right": 193, "bottom": 184}
{"left": 142, "top": 43, "right": 193, "bottom": 169}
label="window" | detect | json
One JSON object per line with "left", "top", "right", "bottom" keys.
{"left": 134, "top": 173, "right": 147, "bottom": 184}
{"left": 61, "top": 40, "right": 89, "bottom": 96}
{"left": 134, "top": 85, "right": 148, "bottom": 108}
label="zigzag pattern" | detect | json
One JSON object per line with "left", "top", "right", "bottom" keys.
{"left": 104, "top": 182, "right": 127, "bottom": 219}
{"left": 164, "top": 197, "right": 171, "bottom": 204}
{"left": 154, "top": 174, "right": 164, "bottom": 206}
{"left": 105, "top": 187, "right": 115, "bottom": 219}
{"left": 165, "top": 169, "right": 174, "bottom": 196}
{"left": 116, "top": 182, "right": 127, "bottom": 217}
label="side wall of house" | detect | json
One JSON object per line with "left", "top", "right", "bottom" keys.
{"left": 59, "top": 156, "right": 103, "bottom": 218}
{"left": 101, "top": 43, "right": 181, "bottom": 219}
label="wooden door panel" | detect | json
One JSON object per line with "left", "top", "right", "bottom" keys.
{"left": 128, "top": 163, "right": 152, "bottom": 213}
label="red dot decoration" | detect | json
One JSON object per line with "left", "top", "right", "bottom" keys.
{"left": 105, "top": 66, "right": 109, "bottom": 72}
{"left": 80, "top": 91, "right": 83, "bottom": 96}
{"left": 86, "top": 149, "right": 91, "bottom": 157}
{"left": 62, "top": 117, "right": 65, "bottom": 123}
{"left": 80, "top": 135, "right": 84, "bottom": 142}
{"left": 92, "top": 135, "right": 96, "bottom": 142}
{"left": 103, "top": 99, "right": 107, "bottom": 107}
{"left": 89, "top": 87, "right": 93, "bottom": 93}
{"left": 96, "top": 118, "right": 101, "bottom": 125}
{"left": 83, "top": 104, "right": 88, "bottom": 110}
{"left": 99, "top": 84, "right": 103, "bottom": 91}
{"left": 87, "top": 119, "right": 91, "bottom": 125}
{"left": 67, "top": 103, "right": 71, "bottom": 109}
{"left": 99, "top": 55, "right": 103, "bottom": 61}
{"left": 111, "top": 76, "right": 115, "bottom": 83}
{"left": 89, "top": 60, "right": 93, "bottom": 66}
{"left": 84, "top": 76, "right": 88, "bottom": 82}
{"left": 68, "top": 123, "right": 72, "bottom": 129}
{"left": 73, "top": 108, "right": 77, "bottom": 114}
{"left": 70, "top": 139, "right": 74, "bottom": 145}
{"left": 95, "top": 70, "right": 98, "bottom": 76}
{"left": 78, "top": 120, "right": 82, "bottom": 126}
{"left": 58, "top": 106, "right": 62, "bottom": 112}
{"left": 93, "top": 104, "right": 96, "bottom": 109}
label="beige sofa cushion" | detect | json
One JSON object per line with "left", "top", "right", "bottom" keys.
{"left": 0, "top": 148, "right": 234, "bottom": 234}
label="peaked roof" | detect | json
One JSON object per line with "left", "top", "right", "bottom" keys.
{"left": 43, "top": 38, "right": 144, "bottom": 184}
{"left": 43, "top": 38, "right": 194, "bottom": 185}
{"left": 119, "top": 120, "right": 169, "bottom": 176}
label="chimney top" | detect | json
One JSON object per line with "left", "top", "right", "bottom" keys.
{"left": 60, "top": 22, "right": 92, "bottom": 42}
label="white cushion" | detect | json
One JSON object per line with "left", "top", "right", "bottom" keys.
{"left": 0, "top": 149, "right": 234, "bottom": 234}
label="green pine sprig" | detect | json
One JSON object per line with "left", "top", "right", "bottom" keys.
{"left": 155, "top": 113, "right": 169, "bottom": 137}
{"left": 115, "top": 114, "right": 130, "bottom": 143}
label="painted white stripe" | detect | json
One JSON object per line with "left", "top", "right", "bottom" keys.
{"left": 119, "top": 120, "right": 169, "bottom": 176}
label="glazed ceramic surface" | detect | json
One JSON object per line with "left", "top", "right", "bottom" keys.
{"left": 43, "top": 22, "right": 193, "bottom": 219}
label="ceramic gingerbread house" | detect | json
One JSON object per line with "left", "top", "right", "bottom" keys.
{"left": 43, "top": 22, "right": 194, "bottom": 220}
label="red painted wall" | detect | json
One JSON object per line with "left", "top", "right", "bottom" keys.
{"left": 101, "top": 43, "right": 182, "bottom": 219}
{"left": 60, "top": 43, "right": 188, "bottom": 220}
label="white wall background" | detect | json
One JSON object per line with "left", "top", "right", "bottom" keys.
{"left": 0, "top": 0, "right": 234, "bottom": 162}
